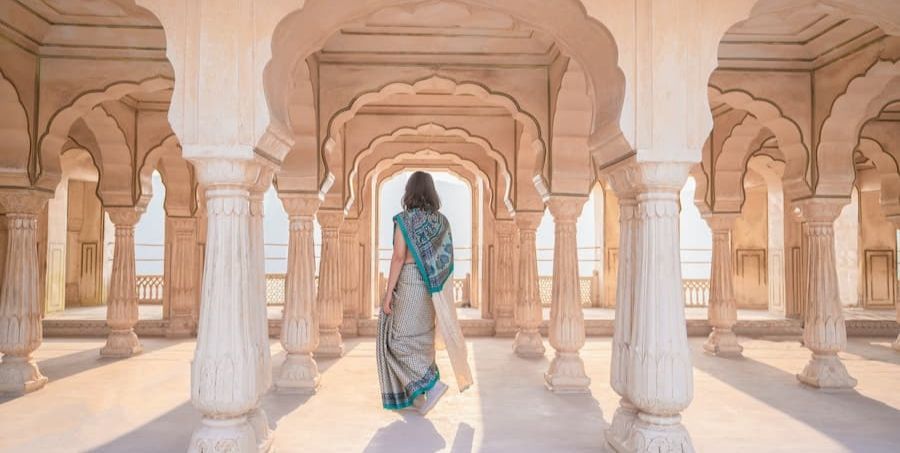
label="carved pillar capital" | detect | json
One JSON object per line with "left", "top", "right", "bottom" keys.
{"left": 547, "top": 196, "right": 587, "bottom": 224}
{"left": 514, "top": 211, "right": 543, "bottom": 232}
{"left": 0, "top": 189, "right": 50, "bottom": 215}
{"left": 279, "top": 193, "right": 321, "bottom": 218}
{"left": 316, "top": 209, "right": 344, "bottom": 230}
{"left": 702, "top": 212, "right": 739, "bottom": 232}
{"left": 106, "top": 207, "right": 144, "bottom": 227}
{"left": 793, "top": 198, "right": 848, "bottom": 224}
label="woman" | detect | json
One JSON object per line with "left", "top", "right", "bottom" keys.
{"left": 377, "top": 171, "right": 472, "bottom": 415}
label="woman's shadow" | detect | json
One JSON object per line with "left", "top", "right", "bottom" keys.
{"left": 363, "top": 413, "right": 474, "bottom": 453}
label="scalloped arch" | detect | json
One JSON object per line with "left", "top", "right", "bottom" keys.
{"left": 708, "top": 85, "right": 811, "bottom": 200}
{"left": 37, "top": 76, "right": 174, "bottom": 190}
{"left": 0, "top": 70, "right": 30, "bottom": 181}
{"left": 345, "top": 122, "right": 513, "bottom": 214}
{"left": 713, "top": 115, "right": 775, "bottom": 211}
{"left": 816, "top": 60, "right": 900, "bottom": 197}
{"left": 857, "top": 137, "right": 900, "bottom": 218}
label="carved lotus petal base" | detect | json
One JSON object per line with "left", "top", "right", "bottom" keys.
{"left": 606, "top": 401, "right": 638, "bottom": 452}
{"left": 340, "top": 319, "right": 359, "bottom": 338}
{"left": 544, "top": 352, "right": 590, "bottom": 393}
{"left": 276, "top": 353, "right": 320, "bottom": 394}
{"left": 893, "top": 335, "right": 900, "bottom": 352}
{"left": 0, "top": 355, "right": 48, "bottom": 396}
{"left": 248, "top": 408, "right": 274, "bottom": 453}
{"left": 797, "top": 353, "right": 857, "bottom": 389}
{"left": 494, "top": 317, "right": 518, "bottom": 338}
{"left": 166, "top": 316, "right": 197, "bottom": 338}
{"left": 623, "top": 412, "right": 694, "bottom": 453}
{"left": 189, "top": 416, "right": 259, "bottom": 453}
{"left": 513, "top": 330, "right": 545, "bottom": 358}
{"left": 100, "top": 329, "right": 143, "bottom": 358}
{"left": 702, "top": 328, "right": 743, "bottom": 358}
{"left": 315, "top": 330, "right": 344, "bottom": 358}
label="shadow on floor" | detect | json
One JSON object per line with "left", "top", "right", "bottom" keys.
{"left": 692, "top": 346, "right": 900, "bottom": 452}
{"left": 88, "top": 401, "right": 198, "bottom": 453}
{"left": 844, "top": 340, "right": 900, "bottom": 365}
{"left": 362, "top": 412, "right": 447, "bottom": 453}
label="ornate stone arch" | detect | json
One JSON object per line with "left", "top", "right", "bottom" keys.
{"left": 815, "top": 60, "right": 900, "bottom": 197}
{"left": 79, "top": 106, "right": 135, "bottom": 207}
{"left": 713, "top": 115, "right": 776, "bottom": 212}
{"left": 708, "top": 85, "right": 812, "bottom": 200}
{"left": 138, "top": 134, "right": 196, "bottom": 217}
{"left": 323, "top": 76, "right": 542, "bottom": 197}
{"left": 857, "top": 137, "right": 900, "bottom": 218}
{"left": 0, "top": 69, "right": 30, "bottom": 187}
{"left": 36, "top": 76, "right": 174, "bottom": 190}
{"left": 549, "top": 60, "right": 593, "bottom": 197}
{"left": 345, "top": 123, "right": 513, "bottom": 214}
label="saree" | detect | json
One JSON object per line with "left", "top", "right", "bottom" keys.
{"left": 376, "top": 209, "right": 473, "bottom": 410}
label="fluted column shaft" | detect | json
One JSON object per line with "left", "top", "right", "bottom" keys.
{"left": 165, "top": 217, "right": 199, "bottom": 337}
{"left": 340, "top": 219, "right": 360, "bottom": 337}
{"left": 624, "top": 162, "right": 694, "bottom": 452}
{"left": 277, "top": 194, "right": 321, "bottom": 392}
{"left": 0, "top": 190, "right": 49, "bottom": 395}
{"left": 544, "top": 196, "right": 590, "bottom": 393}
{"left": 494, "top": 220, "right": 517, "bottom": 336}
{"left": 890, "top": 219, "right": 900, "bottom": 352}
{"left": 703, "top": 214, "right": 743, "bottom": 357}
{"left": 101, "top": 208, "right": 143, "bottom": 358}
{"left": 513, "top": 212, "right": 544, "bottom": 357}
{"left": 602, "top": 163, "right": 639, "bottom": 451}
{"left": 316, "top": 210, "right": 344, "bottom": 357}
{"left": 249, "top": 191, "right": 271, "bottom": 395}
{"left": 188, "top": 159, "right": 268, "bottom": 453}
{"left": 794, "top": 198, "right": 857, "bottom": 389}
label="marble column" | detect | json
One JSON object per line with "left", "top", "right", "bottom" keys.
{"left": 101, "top": 207, "right": 144, "bottom": 358}
{"left": 494, "top": 220, "right": 517, "bottom": 336}
{"left": 545, "top": 196, "right": 590, "bottom": 393}
{"left": 340, "top": 218, "right": 360, "bottom": 337}
{"left": 276, "top": 194, "right": 322, "bottom": 393}
{"left": 794, "top": 198, "right": 857, "bottom": 388}
{"left": 188, "top": 159, "right": 270, "bottom": 453}
{"left": 248, "top": 188, "right": 273, "bottom": 448}
{"left": 703, "top": 213, "right": 743, "bottom": 358}
{"left": 0, "top": 190, "right": 49, "bottom": 395}
{"left": 513, "top": 212, "right": 545, "bottom": 357}
{"left": 624, "top": 162, "right": 694, "bottom": 452}
{"left": 165, "top": 217, "right": 199, "bottom": 338}
{"left": 603, "top": 164, "right": 639, "bottom": 451}
{"left": 315, "top": 209, "right": 344, "bottom": 358}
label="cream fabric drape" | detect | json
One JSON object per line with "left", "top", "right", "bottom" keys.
{"left": 433, "top": 284, "right": 473, "bottom": 392}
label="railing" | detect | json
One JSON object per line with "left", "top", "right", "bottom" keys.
{"left": 136, "top": 275, "right": 164, "bottom": 304}
{"left": 136, "top": 274, "right": 710, "bottom": 307}
{"left": 683, "top": 279, "right": 710, "bottom": 307}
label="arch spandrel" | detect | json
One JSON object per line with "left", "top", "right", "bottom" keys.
{"left": 0, "top": 69, "right": 31, "bottom": 188}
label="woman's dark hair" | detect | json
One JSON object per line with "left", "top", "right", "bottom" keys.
{"left": 402, "top": 171, "right": 441, "bottom": 212}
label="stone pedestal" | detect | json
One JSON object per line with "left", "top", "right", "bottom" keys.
{"left": 315, "top": 210, "right": 344, "bottom": 358}
{"left": 703, "top": 214, "right": 743, "bottom": 358}
{"left": 624, "top": 162, "right": 694, "bottom": 452}
{"left": 545, "top": 196, "right": 590, "bottom": 393}
{"left": 602, "top": 163, "right": 639, "bottom": 451}
{"left": 513, "top": 212, "right": 545, "bottom": 357}
{"left": 794, "top": 199, "right": 857, "bottom": 389}
{"left": 340, "top": 219, "right": 360, "bottom": 337}
{"left": 494, "top": 220, "right": 518, "bottom": 337}
{"left": 187, "top": 158, "right": 270, "bottom": 453}
{"left": 277, "top": 194, "right": 322, "bottom": 393}
{"left": 101, "top": 208, "right": 144, "bottom": 358}
{"left": 0, "top": 191, "right": 49, "bottom": 395}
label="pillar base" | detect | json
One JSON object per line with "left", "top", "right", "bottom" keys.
{"left": 605, "top": 399, "right": 638, "bottom": 452}
{"left": 100, "top": 329, "right": 143, "bottom": 358}
{"left": 315, "top": 329, "right": 344, "bottom": 358}
{"left": 512, "top": 330, "right": 545, "bottom": 358}
{"left": 340, "top": 318, "right": 359, "bottom": 338}
{"left": 494, "top": 317, "right": 517, "bottom": 337}
{"left": 544, "top": 352, "right": 590, "bottom": 393}
{"left": 702, "top": 328, "right": 743, "bottom": 358}
{"left": 248, "top": 408, "right": 274, "bottom": 453}
{"left": 893, "top": 335, "right": 899, "bottom": 352}
{"left": 276, "top": 353, "right": 320, "bottom": 394}
{"left": 0, "top": 355, "right": 48, "bottom": 396}
{"left": 623, "top": 412, "right": 694, "bottom": 453}
{"left": 189, "top": 416, "right": 260, "bottom": 453}
{"left": 796, "top": 353, "right": 857, "bottom": 389}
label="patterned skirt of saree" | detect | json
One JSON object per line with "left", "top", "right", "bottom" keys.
{"left": 377, "top": 264, "right": 440, "bottom": 410}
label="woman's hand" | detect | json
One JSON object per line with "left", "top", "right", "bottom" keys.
{"left": 382, "top": 292, "right": 393, "bottom": 315}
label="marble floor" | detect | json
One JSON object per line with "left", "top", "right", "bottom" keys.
{"left": 43, "top": 305, "right": 897, "bottom": 322}
{"left": 1, "top": 337, "right": 898, "bottom": 452}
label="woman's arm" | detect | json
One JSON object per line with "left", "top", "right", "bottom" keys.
{"left": 382, "top": 223, "right": 408, "bottom": 314}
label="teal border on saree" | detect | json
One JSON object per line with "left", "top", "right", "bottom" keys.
{"left": 393, "top": 215, "right": 454, "bottom": 294}
{"left": 382, "top": 368, "right": 441, "bottom": 410}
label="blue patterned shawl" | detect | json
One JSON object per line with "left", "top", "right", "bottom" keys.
{"left": 393, "top": 208, "right": 454, "bottom": 293}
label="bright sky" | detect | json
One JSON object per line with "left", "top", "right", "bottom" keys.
{"left": 134, "top": 171, "right": 713, "bottom": 278}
